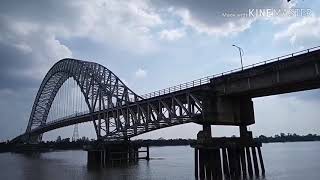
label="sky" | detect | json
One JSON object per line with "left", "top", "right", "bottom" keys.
{"left": 0, "top": 0, "right": 320, "bottom": 141}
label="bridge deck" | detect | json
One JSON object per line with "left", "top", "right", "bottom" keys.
{"left": 13, "top": 46, "right": 320, "bottom": 142}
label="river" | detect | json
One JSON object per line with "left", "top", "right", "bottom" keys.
{"left": 0, "top": 141, "right": 319, "bottom": 180}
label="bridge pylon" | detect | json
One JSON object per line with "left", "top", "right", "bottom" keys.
{"left": 10, "top": 133, "right": 42, "bottom": 144}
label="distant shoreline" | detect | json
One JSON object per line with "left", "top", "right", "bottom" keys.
{"left": 1, "top": 140, "right": 320, "bottom": 153}
{"left": 1, "top": 133, "right": 320, "bottom": 153}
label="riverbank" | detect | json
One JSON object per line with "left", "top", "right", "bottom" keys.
{"left": 2, "top": 133, "right": 320, "bottom": 153}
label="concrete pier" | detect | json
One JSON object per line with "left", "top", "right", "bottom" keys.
{"left": 192, "top": 137, "right": 264, "bottom": 180}
{"left": 192, "top": 124, "right": 265, "bottom": 180}
{"left": 85, "top": 141, "right": 149, "bottom": 168}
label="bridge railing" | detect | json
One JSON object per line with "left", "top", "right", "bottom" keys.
{"left": 141, "top": 45, "right": 320, "bottom": 99}
{"left": 34, "top": 110, "right": 91, "bottom": 130}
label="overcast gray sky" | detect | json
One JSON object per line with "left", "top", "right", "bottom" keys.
{"left": 0, "top": 0, "right": 320, "bottom": 141}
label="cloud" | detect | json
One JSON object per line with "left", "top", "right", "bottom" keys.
{"left": 0, "top": 16, "right": 72, "bottom": 90}
{"left": 78, "top": 0, "right": 163, "bottom": 54}
{"left": 274, "top": 16, "right": 320, "bottom": 46}
{"left": 0, "top": 88, "right": 36, "bottom": 139}
{"left": 152, "top": 0, "right": 291, "bottom": 36}
{"left": 135, "top": 68, "right": 147, "bottom": 78}
{"left": 0, "top": 0, "right": 164, "bottom": 140}
{"left": 159, "top": 28, "right": 186, "bottom": 41}
{"left": 174, "top": 8, "right": 254, "bottom": 36}
{"left": 0, "top": 0, "right": 164, "bottom": 55}
{"left": 0, "top": 0, "right": 166, "bottom": 90}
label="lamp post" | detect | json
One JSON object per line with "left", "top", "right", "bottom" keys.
{"left": 232, "top": 44, "right": 244, "bottom": 70}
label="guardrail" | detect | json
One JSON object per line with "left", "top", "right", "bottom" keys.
{"left": 34, "top": 110, "right": 91, "bottom": 130}
{"left": 140, "top": 45, "right": 320, "bottom": 99}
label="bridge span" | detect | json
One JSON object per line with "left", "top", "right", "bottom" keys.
{"left": 12, "top": 46, "right": 320, "bottom": 143}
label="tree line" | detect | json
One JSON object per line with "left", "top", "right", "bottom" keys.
{"left": 1, "top": 133, "right": 320, "bottom": 153}
{"left": 255, "top": 133, "right": 320, "bottom": 143}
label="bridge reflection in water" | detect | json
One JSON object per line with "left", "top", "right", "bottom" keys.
{"left": 11, "top": 46, "right": 320, "bottom": 180}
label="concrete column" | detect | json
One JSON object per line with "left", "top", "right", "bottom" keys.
{"left": 257, "top": 146, "right": 265, "bottom": 176}
{"left": 100, "top": 151, "right": 103, "bottom": 167}
{"left": 240, "top": 126, "right": 248, "bottom": 138}
{"left": 199, "top": 149, "right": 205, "bottom": 180}
{"left": 128, "top": 147, "right": 132, "bottom": 163}
{"left": 214, "top": 149, "right": 222, "bottom": 180}
{"left": 205, "top": 150, "right": 212, "bottom": 180}
{"left": 234, "top": 147, "right": 241, "bottom": 178}
{"left": 227, "top": 148, "right": 236, "bottom": 178}
{"left": 87, "top": 150, "right": 103, "bottom": 168}
{"left": 208, "top": 150, "right": 215, "bottom": 180}
{"left": 202, "top": 124, "right": 211, "bottom": 137}
{"left": 246, "top": 147, "right": 253, "bottom": 178}
{"left": 195, "top": 148, "right": 199, "bottom": 179}
{"left": 240, "top": 147, "right": 247, "bottom": 178}
{"left": 252, "top": 147, "right": 260, "bottom": 176}
{"left": 222, "top": 148, "right": 230, "bottom": 178}
{"left": 135, "top": 148, "right": 138, "bottom": 162}
{"left": 146, "top": 146, "right": 150, "bottom": 161}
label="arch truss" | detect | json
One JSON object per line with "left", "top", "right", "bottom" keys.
{"left": 24, "top": 59, "right": 204, "bottom": 142}
{"left": 26, "top": 59, "right": 141, "bottom": 141}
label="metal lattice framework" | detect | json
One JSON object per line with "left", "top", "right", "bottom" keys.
{"left": 26, "top": 59, "right": 141, "bottom": 140}
{"left": 12, "top": 45, "right": 320, "bottom": 143}
{"left": 25, "top": 58, "right": 203, "bottom": 141}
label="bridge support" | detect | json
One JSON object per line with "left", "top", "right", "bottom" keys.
{"left": 203, "top": 96, "right": 255, "bottom": 126}
{"left": 193, "top": 138, "right": 264, "bottom": 180}
{"left": 192, "top": 125, "right": 265, "bottom": 180}
{"left": 30, "top": 134, "right": 43, "bottom": 143}
{"left": 18, "top": 134, "right": 43, "bottom": 144}
{"left": 85, "top": 141, "right": 149, "bottom": 168}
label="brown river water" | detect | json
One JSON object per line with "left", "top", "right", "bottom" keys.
{"left": 0, "top": 141, "right": 320, "bottom": 180}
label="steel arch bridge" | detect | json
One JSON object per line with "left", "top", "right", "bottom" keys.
{"left": 17, "top": 58, "right": 204, "bottom": 143}
{"left": 12, "top": 46, "right": 320, "bottom": 143}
